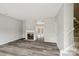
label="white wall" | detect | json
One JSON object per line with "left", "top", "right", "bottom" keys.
{"left": 55, "top": 5, "right": 64, "bottom": 50}
{"left": 44, "top": 18, "right": 57, "bottom": 43}
{"left": 23, "top": 18, "right": 57, "bottom": 43}
{"left": 63, "top": 4, "right": 74, "bottom": 49}
{"left": 0, "top": 14, "right": 23, "bottom": 45}
{"left": 23, "top": 20, "right": 26, "bottom": 38}
{"left": 55, "top": 3, "right": 74, "bottom": 50}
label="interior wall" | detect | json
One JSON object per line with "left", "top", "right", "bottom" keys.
{"left": 44, "top": 18, "right": 57, "bottom": 43}
{"left": 55, "top": 5, "right": 64, "bottom": 50}
{"left": 23, "top": 18, "right": 57, "bottom": 43}
{"left": 55, "top": 3, "right": 74, "bottom": 50}
{"left": 23, "top": 20, "right": 26, "bottom": 38}
{"left": 23, "top": 18, "right": 36, "bottom": 39}
{"left": 64, "top": 4, "right": 74, "bottom": 49}
{"left": 0, "top": 14, "right": 23, "bottom": 45}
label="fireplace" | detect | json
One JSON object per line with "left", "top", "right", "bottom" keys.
{"left": 26, "top": 30, "right": 36, "bottom": 41}
{"left": 27, "top": 33, "right": 34, "bottom": 40}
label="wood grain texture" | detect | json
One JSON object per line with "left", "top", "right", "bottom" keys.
{"left": 0, "top": 39, "right": 60, "bottom": 56}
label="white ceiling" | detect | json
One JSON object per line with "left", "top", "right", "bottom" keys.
{"left": 0, "top": 3, "right": 63, "bottom": 20}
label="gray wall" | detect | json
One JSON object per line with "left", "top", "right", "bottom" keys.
{"left": 0, "top": 14, "right": 23, "bottom": 45}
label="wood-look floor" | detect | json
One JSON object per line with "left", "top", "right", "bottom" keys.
{"left": 0, "top": 39, "right": 60, "bottom": 56}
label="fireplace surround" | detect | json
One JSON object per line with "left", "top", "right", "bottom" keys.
{"left": 26, "top": 30, "right": 36, "bottom": 41}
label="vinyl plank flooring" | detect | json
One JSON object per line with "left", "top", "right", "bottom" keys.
{"left": 0, "top": 39, "right": 60, "bottom": 56}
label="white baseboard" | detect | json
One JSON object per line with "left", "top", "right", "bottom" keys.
{"left": 0, "top": 38, "right": 21, "bottom": 45}
{"left": 60, "top": 44, "right": 74, "bottom": 56}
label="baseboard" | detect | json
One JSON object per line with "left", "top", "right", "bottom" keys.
{"left": 60, "top": 44, "right": 74, "bottom": 56}
{"left": 0, "top": 38, "right": 24, "bottom": 45}
{"left": 44, "top": 39, "right": 57, "bottom": 43}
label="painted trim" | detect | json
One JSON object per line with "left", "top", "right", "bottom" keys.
{"left": 60, "top": 44, "right": 74, "bottom": 56}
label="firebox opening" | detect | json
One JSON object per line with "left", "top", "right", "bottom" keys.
{"left": 27, "top": 33, "right": 34, "bottom": 40}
